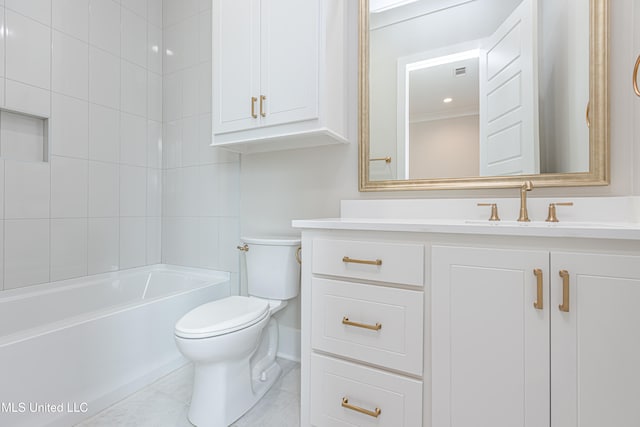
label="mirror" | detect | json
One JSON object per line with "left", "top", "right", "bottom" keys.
{"left": 359, "top": 0, "right": 609, "bottom": 191}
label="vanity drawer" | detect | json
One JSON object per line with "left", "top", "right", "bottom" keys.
{"left": 312, "top": 239, "right": 424, "bottom": 286}
{"left": 310, "top": 354, "right": 423, "bottom": 427}
{"left": 311, "top": 278, "right": 423, "bottom": 375}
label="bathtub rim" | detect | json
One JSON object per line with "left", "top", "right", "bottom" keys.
{"left": 0, "top": 264, "right": 230, "bottom": 347}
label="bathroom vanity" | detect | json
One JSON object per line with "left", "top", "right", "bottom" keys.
{"left": 293, "top": 197, "right": 640, "bottom": 427}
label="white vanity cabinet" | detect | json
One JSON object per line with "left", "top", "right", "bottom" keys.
{"left": 432, "top": 246, "right": 640, "bottom": 427}
{"left": 301, "top": 233, "right": 426, "bottom": 427}
{"left": 211, "top": 0, "right": 350, "bottom": 153}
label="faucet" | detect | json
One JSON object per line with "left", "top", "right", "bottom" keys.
{"left": 518, "top": 181, "right": 534, "bottom": 222}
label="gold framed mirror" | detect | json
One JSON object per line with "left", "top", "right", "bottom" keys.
{"left": 359, "top": 0, "right": 608, "bottom": 191}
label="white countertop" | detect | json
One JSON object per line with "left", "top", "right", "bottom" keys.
{"left": 292, "top": 217, "right": 640, "bottom": 240}
{"left": 292, "top": 197, "right": 640, "bottom": 240}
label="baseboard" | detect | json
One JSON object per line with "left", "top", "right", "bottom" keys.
{"left": 277, "top": 324, "right": 301, "bottom": 362}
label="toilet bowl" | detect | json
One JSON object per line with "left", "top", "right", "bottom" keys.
{"left": 174, "top": 237, "right": 300, "bottom": 427}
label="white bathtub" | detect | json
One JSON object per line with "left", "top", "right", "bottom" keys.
{"left": 0, "top": 264, "right": 230, "bottom": 427}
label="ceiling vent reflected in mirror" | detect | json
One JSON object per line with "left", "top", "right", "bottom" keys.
{"left": 454, "top": 67, "right": 467, "bottom": 77}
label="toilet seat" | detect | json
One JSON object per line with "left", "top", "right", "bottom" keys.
{"left": 175, "top": 296, "right": 270, "bottom": 339}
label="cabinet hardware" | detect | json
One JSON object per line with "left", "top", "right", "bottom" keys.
{"left": 237, "top": 244, "right": 249, "bottom": 252}
{"left": 251, "top": 97, "right": 258, "bottom": 119}
{"left": 545, "top": 202, "right": 574, "bottom": 222}
{"left": 559, "top": 270, "right": 570, "bottom": 312}
{"left": 341, "top": 397, "right": 381, "bottom": 418}
{"left": 634, "top": 55, "right": 640, "bottom": 97}
{"left": 477, "top": 203, "right": 500, "bottom": 221}
{"left": 370, "top": 156, "right": 392, "bottom": 163}
{"left": 586, "top": 102, "right": 591, "bottom": 128}
{"left": 260, "top": 95, "right": 267, "bottom": 117}
{"left": 342, "top": 256, "right": 382, "bottom": 266}
{"left": 533, "top": 269, "right": 543, "bottom": 310}
{"left": 342, "top": 316, "right": 382, "bottom": 331}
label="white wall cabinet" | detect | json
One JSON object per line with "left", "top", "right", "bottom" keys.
{"left": 432, "top": 246, "right": 640, "bottom": 427}
{"left": 212, "top": 0, "right": 350, "bottom": 153}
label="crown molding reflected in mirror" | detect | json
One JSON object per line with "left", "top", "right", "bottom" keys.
{"left": 359, "top": 0, "right": 609, "bottom": 191}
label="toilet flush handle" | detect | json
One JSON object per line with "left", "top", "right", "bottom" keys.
{"left": 296, "top": 247, "right": 302, "bottom": 265}
{"left": 237, "top": 244, "right": 249, "bottom": 252}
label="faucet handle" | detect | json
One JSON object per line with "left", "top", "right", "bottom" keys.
{"left": 477, "top": 203, "right": 500, "bottom": 221}
{"left": 546, "top": 202, "right": 574, "bottom": 223}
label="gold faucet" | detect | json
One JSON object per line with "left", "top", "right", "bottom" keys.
{"left": 518, "top": 181, "right": 534, "bottom": 222}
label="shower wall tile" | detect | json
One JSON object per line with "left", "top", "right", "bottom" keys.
{"left": 89, "top": 47, "right": 121, "bottom": 109}
{"left": 5, "top": 80, "right": 50, "bottom": 117}
{"left": 5, "top": 0, "right": 51, "bottom": 25}
{"left": 5, "top": 10, "right": 51, "bottom": 90}
{"left": 120, "top": 165, "right": 148, "bottom": 217}
{"left": 89, "top": 0, "right": 120, "bottom": 55}
{"left": 51, "top": 156, "right": 89, "bottom": 218}
{"left": 4, "top": 160, "right": 50, "bottom": 219}
{"left": 50, "top": 218, "right": 88, "bottom": 281}
{"left": 120, "top": 217, "right": 147, "bottom": 269}
{"left": 89, "top": 103, "right": 120, "bottom": 163}
{"left": 88, "top": 161, "right": 120, "bottom": 217}
{"left": 162, "top": 1, "right": 240, "bottom": 288}
{"left": 51, "top": 93, "right": 89, "bottom": 159}
{"left": 88, "top": 218, "right": 119, "bottom": 275}
{"left": 4, "top": 219, "right": 50, "bottom": 289}
{"left": 1, "top": 0, "right": 163, "bottom": 291}
{"left": 52, "top": 0, "right": 90, "bottom": 42}
{"left": 122, "top": 7, "right": 147, "bottom": 68}
{"left": 120, "top": 112, "right": 148, "bottom": 166}
{"left": 52, "top": 30, "right": 89, "bottom": 100}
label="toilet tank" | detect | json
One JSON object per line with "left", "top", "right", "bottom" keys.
{"left": 242, "top": 237, "right": 301, "bottom": 300}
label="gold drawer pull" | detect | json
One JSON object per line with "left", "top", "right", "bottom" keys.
{"left": 342, "top": 256, "right": 382, "bottom": 266}
{"left": 533, "top": 268, "right": 543, "bottom": 310}
{"left": 559, "top": 270, "right": 570, "bottom": 312}
{"left": 260, "top": 95, "right": 267, "bottom": 117}
{"left": 342, "top": 316, "right": 382, "bottom": 331}
{"left": 341, "top": 397, "right": 381, "bottom": 418}
{"left": 251, "top": 96, "right": 258, "bottom": 119}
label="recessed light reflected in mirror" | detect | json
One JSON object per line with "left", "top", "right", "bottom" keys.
{"left": 443, "top": 97, "right": 453, "bottom": 104}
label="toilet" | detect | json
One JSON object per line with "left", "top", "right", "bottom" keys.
{"left": 174, "top": 237, "right": 301, "bottom": 427}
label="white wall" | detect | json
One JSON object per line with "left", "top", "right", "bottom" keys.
{"left": 160, "top": 0, "right": 241, "bottom": 293}
{"left": 0, "top": 0, "right": 163, "bottom": 291}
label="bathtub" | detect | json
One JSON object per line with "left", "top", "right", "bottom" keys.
{"left": 0, "top": 264, "right": 230, "bottom": 427}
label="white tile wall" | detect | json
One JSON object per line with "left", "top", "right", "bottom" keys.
{"left": 0, "top": 0, "right": 163, "bottom": 291}
{"left": 161, "top": 1, "right": 240, "bottom": 291}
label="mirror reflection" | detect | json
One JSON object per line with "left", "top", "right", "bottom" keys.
{"left": 369, "top": 0, "right": 590, "bottom": 181}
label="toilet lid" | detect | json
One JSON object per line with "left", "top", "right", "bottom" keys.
{"left": 175, "top": 296, "right": 269, "bottom": 339}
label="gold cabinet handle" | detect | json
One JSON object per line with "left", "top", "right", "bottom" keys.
{"left": 342, "top": 256, "right": 382, "bottom": 266}
{"left": 533, "top": 268, "right": 543, "bottom": 310}
{"left": 251, "top": 97, "right": 258, "bottom": 119}
{"left": 341, "top": 397, "right": 381, "bottom": 418}
{"left": 634, "top": 55, "right": 640, "bottom": 97}
{"left": 559, "top": 270, "right": 570, "bottom": 312}
{"left": 342, "top": 316, "right": 381, "bottom": 331}
{"left": 260, "top": 95, "right": 266, "bottom": 117}
{"left": 369, "top": 156, "right": 392, "bottom": 163}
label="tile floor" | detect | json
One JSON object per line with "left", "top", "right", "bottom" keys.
{"left": 75, "top": 359, "right": 300, "bottom": 427}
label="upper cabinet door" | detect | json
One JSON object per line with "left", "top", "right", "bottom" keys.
{"left": 213, "top": 0, "right": 261, "bottom": 134}
{"left": 260, "top": 0, "right": 319, "bottom": 127}
{"left": 432, "top": 246, "right": 550, "bottom": 427}
{"left": 551, "top": 252, "right": 640, "bottom": 427}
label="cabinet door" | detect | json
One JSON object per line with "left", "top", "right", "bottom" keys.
{"left": 551, "top": 252, "right": 640, "bottom": 427}
{"left": 212, "top": 0, "right": 261, "bottom": 134}
{"left": 432, "top": 246, "right": 550, "bottom": 427}
{"left": 260, "top": 0, "right": 319, "bottom": 127}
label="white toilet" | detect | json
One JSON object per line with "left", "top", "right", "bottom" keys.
{"left": 174, "top": 237, "right": 301, "bottom": 427}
